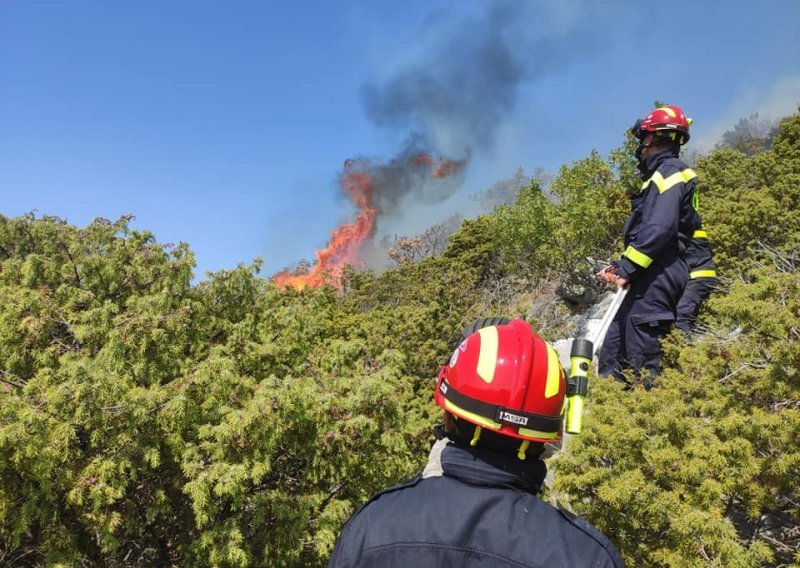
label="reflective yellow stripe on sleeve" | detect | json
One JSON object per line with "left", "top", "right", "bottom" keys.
{"left": 623, "top": 245, "right": 654, "bottom": 268}
{"left": 646, "top": 168, "right": 697, "bottom": 193}
{"left": 693, "top": 230, "right": 707, "bottom": 238}
{"left": 690, "top": 269, "right": 717, "bottom": 279}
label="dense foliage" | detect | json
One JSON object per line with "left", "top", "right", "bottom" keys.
{"left": 1, "top": 108, "right": 798, "bottom": 566}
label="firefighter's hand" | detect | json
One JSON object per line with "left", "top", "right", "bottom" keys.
{"left": 597, "top": 265, "right": 629, "bottom": 288}
{"left": 596, "top": 265, "right": 617, "bottom": 284}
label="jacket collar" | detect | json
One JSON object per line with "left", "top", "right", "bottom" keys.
{"left": 637, "top": 147, "right": 679, "bottom": 178}
{"left": 430, "top": 439, "right": 547, "bottom": 495}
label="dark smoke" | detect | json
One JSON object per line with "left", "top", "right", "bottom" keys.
{"left": 361, "top": 1, "right": 557, "bottom": 157}
{"left": 366, "top": 135, "right": 467, "bottom": 213}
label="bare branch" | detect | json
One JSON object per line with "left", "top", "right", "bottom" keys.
{"left": 0, "top": 369, "right": 26, "bottom": 388}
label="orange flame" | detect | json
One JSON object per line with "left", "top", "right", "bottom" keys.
{"left": 433, "top": 158, "right": 466, "bottom": 179}
{"left": 273, "top": 153, "right": 464, "bottom": 290}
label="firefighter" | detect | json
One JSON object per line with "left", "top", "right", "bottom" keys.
{"left": 328, "top": 319, "right": 625, "bottom": 567}
{"left": 597, "top": 105, "right": 697, "bottom": 388}
{"left": 675, "top": 224, "right": 718, "bottom": 334}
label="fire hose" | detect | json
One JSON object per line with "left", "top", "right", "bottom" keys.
{"left": 592, "top": 286, "right": 629, "bottom": 359}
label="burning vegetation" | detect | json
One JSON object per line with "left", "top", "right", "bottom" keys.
{"left": 272, "top": 152, "right": 466, "bottom": 289}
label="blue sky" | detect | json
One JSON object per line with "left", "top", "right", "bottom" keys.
{"left": 3, "top": 1, "right": 799, "bottom": 279}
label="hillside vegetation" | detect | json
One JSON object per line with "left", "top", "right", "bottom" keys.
{"left": 1, "top": 108, "right": 798, "bottom": 567}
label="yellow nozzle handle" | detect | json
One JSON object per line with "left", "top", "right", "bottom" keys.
{"left": 566, "top": 394, "right": 585, "bottom": 434}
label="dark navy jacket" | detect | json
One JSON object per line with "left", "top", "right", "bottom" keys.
{"left": 328, "top": 441, "right": 625, "bottom": 568}
{"left": 685, "top": 227, "right": 717, "bottom": 279}
{"left": 675, "top": 224, "right": 717, "bottom": 332}
{"left": 615, "top": 151, "right": 698, "bottom": 283}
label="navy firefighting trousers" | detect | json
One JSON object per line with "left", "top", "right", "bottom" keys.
{"left": 599, "top": 256, "right": 687, "bottom": 387}
{"left": 675, "top": 277, "right": 716, "bottom": 333}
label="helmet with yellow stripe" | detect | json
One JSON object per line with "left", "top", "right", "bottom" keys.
{"left": 434, "top": 319, "right": 566, "bottom": 448}
{"left": 632, "top": 104, "right": 692, "bottom": 145}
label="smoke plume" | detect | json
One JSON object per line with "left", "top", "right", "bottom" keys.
{"left": 361, "top": 2, "right": 545, "bottom": 157}
{"left": 274, "top": 1, "right": 566, "bottom": 287}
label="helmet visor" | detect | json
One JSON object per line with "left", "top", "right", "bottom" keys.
{"left": 631, "top": 118, "right": 645, "bottom": 140}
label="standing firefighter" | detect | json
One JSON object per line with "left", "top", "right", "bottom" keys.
{"left": 675, "top": 224, "right": 718, "bottom": 334}
{"left": 328, "top": 319, "right": 625, "bottom": 568}
{"left": 598, "top": 105, "right": 698, "bottom": 388}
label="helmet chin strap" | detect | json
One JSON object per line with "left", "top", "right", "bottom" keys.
{"left": 635, "top": 140, "right": 651, "bottom": 161}
{"left": 635, "top": 133, "right": 667, "bottom": 161}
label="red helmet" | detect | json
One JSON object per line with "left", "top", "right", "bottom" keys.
{"left": 632, "top": 105, "right": 692, "bottom": 144}
{"left": 434, "top": 320, "right": 566, "bottom": 443}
